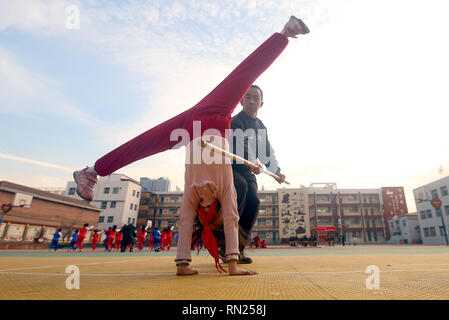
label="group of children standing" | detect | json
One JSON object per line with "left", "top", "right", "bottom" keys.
{"left": 48, "top": 223, "right": 174, "bottom": 252}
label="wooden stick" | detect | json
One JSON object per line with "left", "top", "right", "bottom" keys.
{"left": 200, "top": 139, "right": 290, "bottom": 185}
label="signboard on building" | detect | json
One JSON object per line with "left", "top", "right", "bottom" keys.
{"left": 381, "top": 187, "right": 408, "bottom": 239}
{"left": 278, "top": 188, "right": 310, "bottom": 239}
{"left": 381, "top": 187, "right": 408, "bottom": 218}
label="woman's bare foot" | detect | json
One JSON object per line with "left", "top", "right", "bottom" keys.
{"left": 228, "top": 260, "right": 258, "bottom": 276}
{"left": 176, "top": 263, "right": 199, "bottom": 276}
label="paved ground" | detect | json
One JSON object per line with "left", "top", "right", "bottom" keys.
{"left": 1, "top": 244, "right": 449, "bottom": 300}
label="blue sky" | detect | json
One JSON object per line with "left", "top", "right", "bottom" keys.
{"left": 1, "top": 0, "right": 449, "bottom": 212}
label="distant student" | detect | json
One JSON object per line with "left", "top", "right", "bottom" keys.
{"left": 67, "top": 230, "right": 79, "bottom": 251}
{"left": 91, "top": 229, "right": 103, "bottom": 251}
{"left": 48, "top": 227, "right": 62, "bottom": 252}
{"left": 152, "top": 227, "right": 161, "bottom": 251}
{"left": 106, "top": 225, "right": 119, "bottom": 251}
{"left": 103, "top": 227, "right": 112, "bottom": 250}
{"left": 120, "top": 223, "right": 137, "bottom": 252}
{"left": 136, "top": 225, "right": 148, "bottom": 251}
{"left": 162, "top": 226, "right": 174, "bottom": 250}
{"left": 114, "top": 228, "right": 123, "bottom": 251}
{"left": 75, "top": 223, "right": 93, "bottom": 252}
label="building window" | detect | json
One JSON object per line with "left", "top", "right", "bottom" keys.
{"left": 107, "top": 216, "right": 114, "bottom": 223}
{"left": 316, "top": 195, "right": 330, "bottom": 202}
{"left": 132, "top": 190, "right": 136, "bottom": 196}
{"left": 68, "top": 187, "right": 76, "bottom": 195}
{"left": 136, "top": 191, "right": 140, "bottom": 198}
{"left": 110, "top": 201, "right": 116, "bottom": 208}
{"left": 367, "top": 231, "right": 371, "bottom": 241}
{"left": 426, "top": 210, "right": 432, "bottom": 219}
{"left": 436, "top": 208, "right": 442, "bottom": 217}
{"left": 101, "top": 201, "right": 107, "bottom": 209}
{"left": 431, "top": 189, "right": 438, "bottom": 199}
{"left": 258, "top": 219, "right": 266, "bottom": 226}
{"left": 347, "top": 194, "right": 358, "bottom": 201}
{"left": 170, "top": 197, "right": 178, "bottom": 202}
{"left": 423, "top": 227, "right": 429, "bottom": 237}
{"left": 160, "top": 197, "right": 164, "bottom": 203}
{"left": 402, "top": 220, "right": 407, "bottom": 227}
{"left": 169, "top": 208, "right": 177, "bottom": 214}
{"left": 113, "top": 187, "right": 119, "bottom": 194}
{"left": 445, "top": 205, "right": 449, "bottom": 216}
{"left": 99, "top": 216, "right": 104, "bottom": 223}
{"left": 128, "top": 217, "right": 131, "bottom": 224}
{"left": 132, "top": 218, "right": 135, "bottom": 225}
{"left": 439, "top": 226, "right": 446, "bottom": 237}
{"left": 134, "top": 204, "right": 137, "bottom": 211}
{"left": 441, "top": 186, "right": 448, "bottom": 197}
{"left": 420, "top": 211, "right": 426, "bottom": 219}
{"left": 429, "top": 227, "right": 436, "bottom": 237}
{"left": 130, "top": 204, "right": 133, "bottom": 210}
{"left": 104, "top": 187, "right": 110, "bottom": 194}
{"left": 159, "top": 209, "right": 163, "bottom": 215}
{"left": 272, "top": 207, "right": 276, "bottom": 215}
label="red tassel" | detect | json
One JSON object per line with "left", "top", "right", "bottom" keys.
{"left": 197, "top": 201, "right": 227, "bottom": 274}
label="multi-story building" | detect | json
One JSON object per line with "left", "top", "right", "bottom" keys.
{"left": 138, "top": 183, "right": 408, "bottom": 245}
{"left": 414, "top": 176, "right": 449, "bottom": 245}
{"left": 140, "top": 177, "right": 171, "bottom": 192}
{"left": 138, "top": 191, "right": 182, "bottom": 229}
{"left": 66, "top": 173, "right": 142, "bottom": 229}
{"left": 308, "top": 184, "right": 389, "bottom": 244}
{"left": 388, "top": 213, "right": 421, "bottom": 244}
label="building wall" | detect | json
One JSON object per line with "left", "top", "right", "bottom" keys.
{"left": 66, "top": 174, "right": 142, "bottom": 229}
{"left": 414, "top": 176, "right": 449, "bottom": 245}
{"left": 388, "top": 215, "right": 421, "bottom": 244}
{"left": 0, "top": 182, "right": 100, "bottom": 243}
{"left": 137, "top": 185, "right": 404, "bottom": 245}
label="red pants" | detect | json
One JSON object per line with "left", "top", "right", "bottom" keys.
{"left": 107, "top": 237, "right": 115, "bottom": 250}
{"left": 114, "top": 240, "right": 121, "bottom": 249}
{"left": 137, "top": 237, "right": 144, "bottom": 250}
{"left": 92, "top": 240, "right": 98, "bottom": 251}
{"left": 75, "top": 236, "right": 85, "bottom": 249}
{"left": 94, "top": 33, "right": 288, "bottom": 176}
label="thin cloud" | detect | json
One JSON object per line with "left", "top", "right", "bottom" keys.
{"left": 0, "top": 152, "right": 75, "bottom": 172}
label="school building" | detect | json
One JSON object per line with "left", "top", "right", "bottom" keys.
{"left": 413, "top": 175, "right": 449, "bottom": 245}
{"left": 65, "top": 173, "right": 142, "bottom": 230}
{"left": 137, "top": 183, "right": 409, "bottom": 245}
{"left": 0, "top": 181, "right": 101, "bottom": 248}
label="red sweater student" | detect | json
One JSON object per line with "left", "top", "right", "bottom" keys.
{"left": 162, "top": 226, "right": 174, "bottom": 250}
{"left": 114, "top": 229, "right": 123, "bottom": 250}
{"left": 75, "top": 223, "right": 93, "bottom": 251}
{"left": 137, "top": 225, "right": 148, "bottom": 251}
{"left": 107, "top": 225, "right": 119, "bottom": 251}
{"left": 91, "top": 229, "right": 103, "bottom": 251}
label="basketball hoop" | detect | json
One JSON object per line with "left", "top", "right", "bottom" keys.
{"left": 4, "top": 236, "right": 9, "bottom": 241}
{"left": 1, "top": 204, "right": 12, "bottom": 214}
{"left": 38, "top": 237, "right": 44, "bottom": 243}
